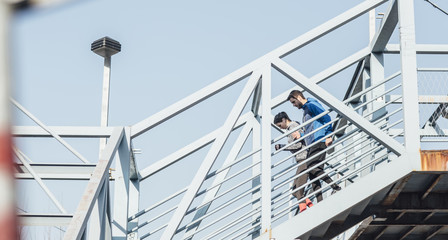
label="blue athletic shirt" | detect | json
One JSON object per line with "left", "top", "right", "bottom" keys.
{"left": 301, "top": 98, "right": 332, "bottom": 146}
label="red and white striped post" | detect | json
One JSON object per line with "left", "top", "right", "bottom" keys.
{"left": 0, "top": 2, "right": 18, "bottom": 240}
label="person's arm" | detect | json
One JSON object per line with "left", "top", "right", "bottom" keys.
{"left": 308, "top": 102, "right": 333, "bottom": 145}
{"left": 284, "top": 122, "right": 303, "bottom": 150}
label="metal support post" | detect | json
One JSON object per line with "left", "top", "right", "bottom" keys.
{"left": 112, "top": 127, "right": 131, "bottom": 239}
{"left": 100, "top": 56, "right": 111, "bottom": 152}
{"left": 127, "top": 176, "right": 140, "bottom": 240}
{"left": 251, "top": 116, "right": 261, "bottom": 239}
{"left": 397, "top": 0, "right": 421, "bottom": 169}
{"left": 368, "top": 53, "right": 389, "bottom": 173}
{"left": 64, "top": 127, "right": 124, "bottom": 240}
{"left": 260, "top": 65, "right": 272, "bottom": 234}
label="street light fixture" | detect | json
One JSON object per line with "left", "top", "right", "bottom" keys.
{"left": 91, "top": 36, "right": 121, "bottom": 155}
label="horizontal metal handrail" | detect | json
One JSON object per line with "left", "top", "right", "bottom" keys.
{"left": 274, "top": 81, "right": 401, "bottom": 155}
{"left": 272, "top": 100, "right": 403, "bottom": 176}
{"left": 272, "top": 149, "right": 392, "bottom": 222}
{"left": 199, "top": 208, "right": 260, "bottom": 240}
{"left": 273, "top": 123, "right": 350, "bottom": 169}
{"left": 186, "top": 175, "right": 260, "bottom": 216}
{"left": 272, "top": 129, "right": 404, "bottom": 220}
{"left": 131, "top": 205, "right": 177, "bottom": 232}
{"left": 129, "top": 187, "right": 187, "bottom": 220}
{"left": 272, "top": 119, "right": 403, "bottom": 203}
{"left": 220, "top": 221, "right": 261, "bottom": 240}
{"left": 179, "top": 185, "right": 261, "bottom": 233}
{"left": 182, "top": 206, "right": 260, "bottom": 239}
{"left": 272, "top": 124, "right": 359, "bottom": 188}
{"left": 363, "top": 95, "right": 402, "bottom": 119}
{"left": 228, "top": 222, "right": 261, "bottom": 240}
{"left": 140, "top": 223, "right": 168, "bottom": 240}
{"left": 271, "top": 132, "right": 373, "bottom": 193}
{"left": 272, "top": 142, "right": 385, "bottom": 211}
{"left": 417, "top": 68, "right": 448, "bottom": 72}
{"left": 196, "top": 160, "right": 260, "bottom": 199}
{"left": 205, "top": 148, "right": 261, "bottom": 180}
{"left": 353, "top": 83, "right": 401, "bottom": 112}
{"left": 273, "top": 115, "right": 342, "bottom": 155}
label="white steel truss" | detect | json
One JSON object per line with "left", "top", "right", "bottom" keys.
{"left": 8, "top": 0, "right": 448, "bottom": 239}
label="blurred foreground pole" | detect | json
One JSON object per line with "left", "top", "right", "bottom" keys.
{"left": 0, "top": 2, "right": 18, "bottom": 240}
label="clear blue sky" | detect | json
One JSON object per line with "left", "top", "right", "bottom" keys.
{"left": 11, "top": 0, "right": 448, "bottom": 239}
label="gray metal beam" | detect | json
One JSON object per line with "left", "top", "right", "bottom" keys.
{"left": 131, "top": 0, "right": 386, "bottom": 139}
{"left": 64, "top": 127, "right": 124, "bottom": 240}
{"left": 388, "top": 128, "right": 448, "bottom": 137}
{"left": 272, "top": 0, "right": 387, "bottom": 58}
{"left": 387, "top": 95, "right": 448, "bottom": 104}
{"left": 19, "top": 213, "right": 73, "bottom": 226}
{"left": 260, "top": 65, "right": 272, "bottom": 232}
{"left": 13, "top": 126, "right": 114, "bottom": 138}
{"left": 138, "top": 113, "right": 251, "bottom": 181}
{"left": 251, "top": 81, "right": 262, "bottom": 116}
{"left": 397, "top": 0, "right": 421, "bottom": 169}
{"left": 272, "top": 47, "right": 370, "bottom": 109}
{"left": 160, "top": 71, "right": 261, "bottom": 240}
{"left": 131, "top": 71, "right": 252, "bottom": 138}
{"left": 15, "top": 163, "right": 97, "bottom": 180}
{"left": 182, "top": 122, "right": 253, "bottom": 239}
{"left": 384, "top": 44, "right": 448, "bottom": 54}
{"left": 112, "top": 127, "right": 132, "bottom": 239}
{"left": 371, "top": 0, "right": 398, "bottom": 52}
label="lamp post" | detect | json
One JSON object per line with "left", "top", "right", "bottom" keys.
{"left": 91, "top": 36, "right": 121, "bottom": 155}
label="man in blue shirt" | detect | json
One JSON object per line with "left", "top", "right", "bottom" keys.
{"left": 287, "top": 90, "right": 341, "bottom": 202}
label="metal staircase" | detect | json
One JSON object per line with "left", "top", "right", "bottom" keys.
{"left": 13, "top": 0, "right": 448, "bottom": 239}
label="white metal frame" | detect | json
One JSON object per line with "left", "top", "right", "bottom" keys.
{"left": 7, "top": 0, "right": 448, "bottom": 239}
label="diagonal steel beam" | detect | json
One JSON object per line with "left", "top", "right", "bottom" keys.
{"left": 131, "top": 0, "right": 386, "bottom": 139}
{"left": 130, "top": 70, "right": 252, "bottom": 138}
{"left": 138, "top": 113, "right": 251, "bottom": 181}
{"left": 11, "top": 98, "right": 90, "bottom": 163}
{"left": 371, "top": 0, "right": 398, "bottom": 52}
{"left": 160, "top": 71, "right": 261, "bottom": 240}
{"left": 272, "top": 0, "right": 387, "bottom": 58}
{"left": 272, "top": 47, "right": 370, "bottom": 108}
{"left": 272, "top": 58, "right": 405, "bottom": 155}
{"left": 64, "top": 127, "right": 124, "bottom": 240}
{"left": 13, "top": 147, "right": 67, "bottom": 214}
{"left": 182, "top": 122, "right": 253, "bottom": 239}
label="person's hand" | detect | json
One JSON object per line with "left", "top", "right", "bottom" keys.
{"left": 291, "top": 131, "right": 300, "bottom": 140}
{"left": 325, "top": 137, "right": 333, "bottom": 146}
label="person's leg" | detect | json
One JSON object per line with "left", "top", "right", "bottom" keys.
{"left": 309, "top": 171, "right": 323, "bottom": 202}
{"left": 309, "top": 142, "right": 341, "bottom": 191}
{"left": 292, "top": 160, "right": 307, "bottom": 203}
{"left": 307, "top": 142, "right": 329, "bottom": 203}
